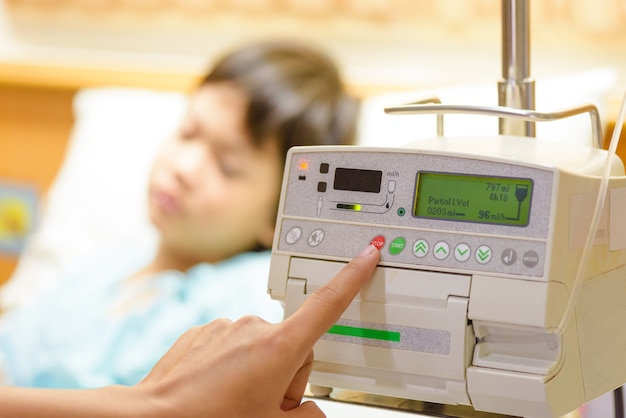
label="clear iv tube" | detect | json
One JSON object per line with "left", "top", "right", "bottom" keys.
{"left": 556, "top": 91, "right": 626, "bottom": 335}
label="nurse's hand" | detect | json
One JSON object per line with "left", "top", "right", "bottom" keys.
{"left": 136, "top": 244, "right": 380, "bottom": 417}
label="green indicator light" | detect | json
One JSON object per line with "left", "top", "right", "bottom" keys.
{"left": 336, "top": 203, "right": 362, "bottom": 211}
{"left": 327, "top": 324, "right": 401, "bottom": 342}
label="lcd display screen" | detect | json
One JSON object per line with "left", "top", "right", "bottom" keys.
{"left": 333, "top": 168, "right": 382, "bottom": 193}
{"left": 413, "top": 172, "right": 533, "bottom": 226}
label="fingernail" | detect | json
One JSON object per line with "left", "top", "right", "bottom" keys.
{"left": 359, "top": 244, "right": 378, "bottom": 257}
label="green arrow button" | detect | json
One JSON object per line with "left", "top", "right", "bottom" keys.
{"left": 476, "top": 245, "right": 492, "bottom": 264}
{"left": 413, "top": 240, "right": 428, "bottom": 258}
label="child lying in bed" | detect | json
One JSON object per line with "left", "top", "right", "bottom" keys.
{"left": 0, "top": 40, "right": 359, "bottom": 388}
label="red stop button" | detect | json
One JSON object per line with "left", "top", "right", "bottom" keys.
{"left": 370, "top": 235, "right": 385, "bottom": 251}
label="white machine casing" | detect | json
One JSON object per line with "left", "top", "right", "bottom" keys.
{"left": 267, "top": 135, "right": 626, "bottom": 418}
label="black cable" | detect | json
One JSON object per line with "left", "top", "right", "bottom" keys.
{"left": 614, "top": 386, "right": 624, "bottom": 418}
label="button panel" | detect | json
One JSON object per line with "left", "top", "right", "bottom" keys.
{"left": 279, "top": 218, "right": 545, "bottom": 278}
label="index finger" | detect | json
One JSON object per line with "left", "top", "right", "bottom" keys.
{"left": 281, "top": 244, "right": 380, "bottom": 351}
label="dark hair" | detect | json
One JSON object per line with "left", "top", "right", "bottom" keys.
{"left": 201, "top": 40, "right": 359, "bottom": 159}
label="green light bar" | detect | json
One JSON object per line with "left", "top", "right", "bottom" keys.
{"left": 336, "top": 203, "right": 362, "bottom": 211}
{"left": 327, "top": 324, "right": 401, "bottom": 342}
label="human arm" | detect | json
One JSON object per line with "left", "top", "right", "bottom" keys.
{"left": 0, "top": 244, "right": 380, "bottom": 417}
{"left": 0, "top": 385, "right": 149, "bottom": 418}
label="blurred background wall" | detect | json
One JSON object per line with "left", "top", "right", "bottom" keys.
{"left": 0, "top": 0, "right": 625, "bottom": 281}
{"left": 2, "top": 0, "right": 626, "bottom": 89}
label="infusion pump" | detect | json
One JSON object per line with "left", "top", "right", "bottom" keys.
{"left": 267, "top": 134, "right": 626, "bottom": 418}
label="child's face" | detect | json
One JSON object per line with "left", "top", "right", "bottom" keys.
{"left": 148, "top": 83, "right": 282, "bottom": 263}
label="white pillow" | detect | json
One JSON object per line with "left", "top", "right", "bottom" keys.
{"left": 0, "top": 88, "right": 187, "bottom": 308}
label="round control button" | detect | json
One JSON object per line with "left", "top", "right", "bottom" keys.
{"left": 389, "top": 237, "right": 406, "bottom": 255}
{"left": 476, "top": 245, "right": 492, "bottom": 264}
{"left": 308, "top": 229, "right": 325, "bottom": 247}
{"left": 370, "top": 235, "right": 385, "bottom": 251}
{"left": 433, "top": 241, "right": 450, "bottom": 260}
{"left": 285, "top": 227, "right": 302, "bottom": 244}
{"left": 522, "top": 250, "right": 539, "bottom": 268}
{"left": 501, "top": 248, "right": 517, "bottom": 266}
{"left": 413, "top": 239, "right": 429, "bottom": 258}
{"left": 454, "top": 243, "right": 471, "bottom": 262}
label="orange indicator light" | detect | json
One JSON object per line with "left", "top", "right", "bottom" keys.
{"left": 298, "top": 159, "right": 310, "bottom": 170}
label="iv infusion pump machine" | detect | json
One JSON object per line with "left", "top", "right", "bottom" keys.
{"left": 267, "top": 134, "right": 626, "bottom": 418}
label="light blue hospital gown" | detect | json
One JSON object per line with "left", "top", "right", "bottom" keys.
{"left": 0, "top": 249, "right": 284, "bottom": 388}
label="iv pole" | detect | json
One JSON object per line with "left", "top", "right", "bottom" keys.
{"left": 498, "top": 0, "right": 535, "bottom": 137}
{"left": 385, "top": 0, "right": 603, "bottom": 149}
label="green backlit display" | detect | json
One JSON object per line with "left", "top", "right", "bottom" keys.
{"left": 413, "top": 172, "right": 533, "bottom": 226}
